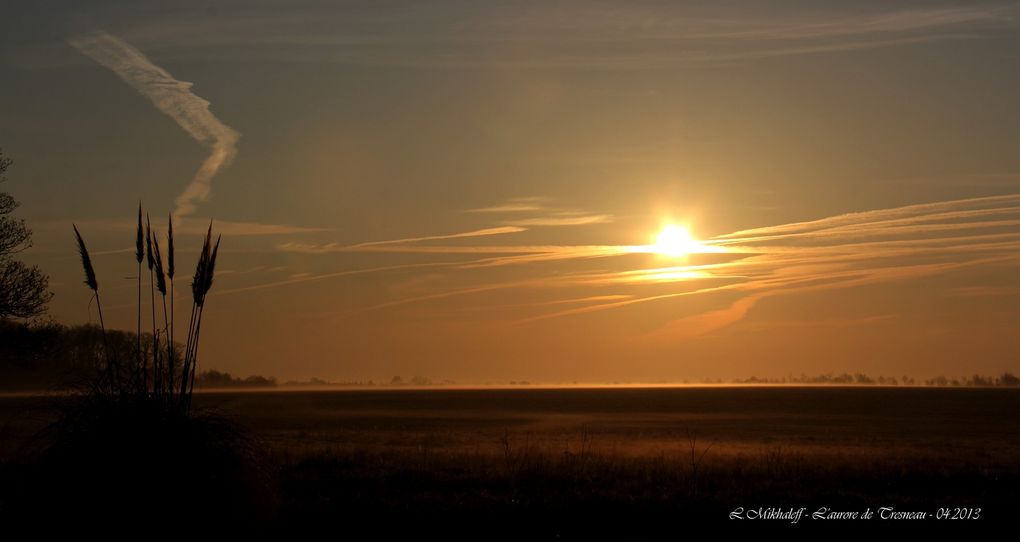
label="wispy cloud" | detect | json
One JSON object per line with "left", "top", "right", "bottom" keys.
{"left": 190, "top": 220, "right": 326, "bottom": 236}
{"left": 468, "top": 203, "right": 545, "bottom": 213}
{"left": 352, "top": 226, "right": 525, "bottom": 247}
{"left": 503, "top": 214, "right": 613, "bottom": 227}
{"left": 421, "top": 294, "right": 636, "bottom": 314}
{"left": 465, "top": 197, "right": 614, "bottom": 228}
{"left": 277, "top": 226, "right": 527, "bottom": 254}
{"left": 51, "top": 217, "right": 325, "bottom": 237}
{"left": 212, "top": 262, "right": 454, "bottom": 296}
{"left": 639, "top": 295, "right": 764, "bottom": 342}
{"left": 237, "top": 193, "right": 1020, "bottom": 340}
{"left": 715, "top": 194, "right": 1020, "bottom": 241}
{"left": 349, "top": 193, "right": 1020, "bottom": 334}
{"left": 530, "top": 195, "right": 1020, "bottom": 331}
{"left": 91, "top": 247, "right": 135, "bottom": 257}
{"left": 466, "top": 197, "right": 548, "bottom": 213}
{"left": 688, "top": 7, "right": 1006, "bottom": 41}
{"left": 116, "top": 5, "right": 1016, "bottom": 68}
{"left": 69, "top": 31, "right": 239, "bottom": 218}
{"left": 275, "top": 201, "right": 616, "bottom": 257}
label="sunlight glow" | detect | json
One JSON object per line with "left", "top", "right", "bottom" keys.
{"left": 653, "top": 225, "right": 702, "bottom": 257}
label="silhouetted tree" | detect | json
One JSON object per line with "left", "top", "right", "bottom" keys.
{"left": 194, "top": 369, "right": 276, "bottom": 388}
{"left": 1000, "top": 372, "right": 1020, "bottom": 387}
{"left": 0, "top": 149, "right": 52, "bottom": 320}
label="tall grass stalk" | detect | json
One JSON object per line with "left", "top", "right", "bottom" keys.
{"left": 188, "top": 234, "right": 220, "bottom": 410}
{"left": 152, "top": 230, "right": 169, "bottom": 399}
{"left": 146, "top": 214, "right": 157, "bottom": 395}
{"left": 167, "top": 214, "right": 175, "bottom": 398}
{"left": 136, "top": 204, "right": 144, "bottom": 390}
{"left": 181, "top": 225, "right": 220, "bottom": 412}
{"left": 180, "top": 227, "right": 208, "bottom": 407}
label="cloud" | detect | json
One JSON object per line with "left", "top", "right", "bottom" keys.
{"left": 69, "top": 31, "right": 240, "bottom": 219}
{"left": 516, "top": 253, "right": 1019, "bottom": 329}
{"left": 390, "top": 193, "right": 1020, "bottom": 331}
{"left": 463, "top": 197, "right": 616, "bottom": 228}
{"left": 714, "top": 194, "right": 1020, "bottom": 241}
{"left": 277, "top": 242, "right": 636, "bottom": 264}
{"left": 468, "top": 204, "right": 545, "bottom": 213}
{"left": 91, "top": 247, "right": 135, "bottom": 257}
{"left": 689, "top": 7, "right": 1005, "bottom": 41}
{"left": 115, "top": 5, "right": 1016, "bottom": 68}
{"left": 457, "top": 245, "right": 639, "bottom": 267}
{"left": 359, "top": 277, "right": 558, "bottom": 313}
{"left": 352, "top": 226, "right": 526, "bottom": 247}
{"left": 639, "top": 295, "right": 764, "bottom": 342}
{"left": 466, "top": 196, "right": 553, "bottom": 213}
{"left": 213, "top": 262, "right": 454, "bottom": 296}
{"left": 466, "top": 198, "right": 548, "bottom": 213}
{"left": 54, "top": 218, "right": 325, "bottom": 237}
{"left": 277, "top": 226, "right": 528, "bottom": 254}
{"left": 503, "top": 214, "right": 613, "bottom": 227}
{"left": 218, "top": 192, "right": 1020, "bottom": 342}
{"left": 432, "top": 294, "right": 636, "bottom": 314}
{"left": 180, "top": 219, "right": 326, "bottom": 236}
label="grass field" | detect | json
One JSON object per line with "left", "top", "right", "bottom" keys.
{"left": 2, "top": 386, "right": 1018, "bottom": 533}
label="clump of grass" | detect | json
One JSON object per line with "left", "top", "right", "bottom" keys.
{"left": 34, "top": 210, "right": 273, "bottom": 533}
{"left": 72, "top": 209, "right": 221, "bottom": 413}
{"left": 13, "top": 391, "right": 275, "bottom": 533}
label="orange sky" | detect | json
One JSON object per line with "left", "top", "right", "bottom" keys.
{"left": 3, "top": 2, "right": 1020, "bottom": 382}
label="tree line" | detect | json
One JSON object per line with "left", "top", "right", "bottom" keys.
{"left": 731, "top": 372, "right": 1020, "bottom": 387}
{"left": 0, "top": 319, "right": 274, "bottom": 391}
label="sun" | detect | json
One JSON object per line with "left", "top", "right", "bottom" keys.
{"left": 653, "top": 225, "right": 701, "bottom": 257}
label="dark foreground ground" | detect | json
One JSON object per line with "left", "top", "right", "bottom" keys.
{"left": 2, "top": 386, "right": 1018, "bottom": 534}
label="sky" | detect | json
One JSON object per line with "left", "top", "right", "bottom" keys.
{"left": 2, "top": 0, "right": 1020, "bottom": 383}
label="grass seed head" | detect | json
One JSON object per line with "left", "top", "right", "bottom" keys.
{"left": 73, "top": 224, "right": 98, "bottom": 292}
{"left": 145, "top": 214, "right": 155, "bottom": 271}
{"left": 167, "top": 213, "right": 175, "bottom": 280}
{"left": 153, "top": 232, "right": 167, "bottom": 295}
{"left": 135, "top": 204, "right": 144, "bottom": 264}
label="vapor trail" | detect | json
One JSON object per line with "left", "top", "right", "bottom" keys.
{"left": 69, "top": 31, "right": 240, "bottom": 219}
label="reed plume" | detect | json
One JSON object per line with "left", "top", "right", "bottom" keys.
{"left": 153, "top": 234, "right": 167, "bottom": 296}
{"left": 74, "top": 224, "right": 98, "bottom": 292}
{"left": 204, "top": 235, "right": 221, "bottom": 297}
{"left": 167, "top": 214, "right": 176, "bottom": 398}
{"left": 146, "top": 214, "right": 158, "bottom": 394}
{"left": 73, "top": 224, "right": 115, "bottom": 393}
{"left": 152, "top": 231, "right": 169, "bottom": 397}
{"left": 183, "top": 224, "right": 219, "bottom": 411}
{"left": 188, "top": 234, "right": 220, "bottom": 404}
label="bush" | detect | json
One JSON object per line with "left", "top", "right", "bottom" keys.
{"left": 10, "top": 394, "right": 276, "bottom": 533}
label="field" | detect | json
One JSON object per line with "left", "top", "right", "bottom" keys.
{"left": 2, "top": 386, "right": 1018, "bottom": 533}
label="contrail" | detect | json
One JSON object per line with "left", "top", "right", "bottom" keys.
{"left": 352, "top": 226, "right": 526, "bottom": 247}
{"left": 69, "top": 31, "right": 240, "bottom": 219}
